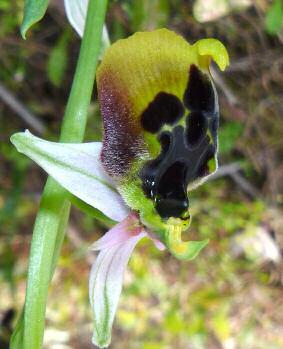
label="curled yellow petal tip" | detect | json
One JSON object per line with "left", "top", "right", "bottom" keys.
{"left": 194, "top": 38, "right": 230, "bottom": 71}
{"left": 165, "top": 218, "right": 209, "bottom": 261}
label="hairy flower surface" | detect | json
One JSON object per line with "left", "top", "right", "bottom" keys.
{"left": 11, "top": 27, "right": 228, "bottom": 348}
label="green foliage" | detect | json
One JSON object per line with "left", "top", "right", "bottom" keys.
{"left": 265, "top": 0, "right": 283, "bottom": 35}
{"left": 0, "top": 0, "right": 22, "bottom": 38}
{"left": 21, "top": 0, "right": 49, "bottom": 38}
{"left": 47, "top": 31, "right": 70, "bottom": 87}
{"left": 210, "top": 306, "right": 231, "bottom": 341}
{"left": 143, "top": 343, "right": 163, "bottom": 349}
{"left": 219, "top": 121, "right": 243, "bottom": 155}
{"left": 0, "top": 144, "right": 29, "bottom": 290}
{"left": 128, "top": 0, "right": 169, "bottom": 31}
{"left": 164, "top": 310, "right": 185, "bottom": 334}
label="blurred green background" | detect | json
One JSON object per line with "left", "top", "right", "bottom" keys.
{"left": 1, "top": 0, "right": 283, "bottom": 348}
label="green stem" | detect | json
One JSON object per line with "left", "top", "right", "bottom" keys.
{"left": 10, "top": 1, "right": 108, "bottom": 349}
{"left": 61, "top": 0, "right": 107, "bottom": 142}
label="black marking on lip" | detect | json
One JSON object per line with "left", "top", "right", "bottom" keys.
{"left": 155, "top": 161, "right": 189, "bottom": 219}
{"left": 141, "top": 92, "right": 184, "bottom": 133}
{"left": 186, "top": 111, "right": 208, "bottom": 148}
{"left": 183, "top": 64, "right": 216, "bottom": 114}
{"left": 139, "top": 64, "right": 219, "bottom": 219}
{"left": 196, "top": 144, "right": 216, "bottom": 179}
{"left": 140, "top": 126, "right": 217, "bottom": 219}
{"left": 141, "top": 132, "right": 171, "bottom": 200}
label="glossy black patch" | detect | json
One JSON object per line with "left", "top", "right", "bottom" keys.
{"left": 183, "top": 65, "right": 216, "bottom": 113}
{"left": 184, "top": 135, "right": 211, "bottom": 184}
{"left": 141, "top": 92, "right": 184, "bottom": 133}
{"left": 141, "top": 132, "right": 171, "bottom": 199}
{"left": 209, "top": 115, "right": 219, "bottom": 145}
{"left": 211, "top": 115, "right": 218, "bottom": 134}
{"left": 186, "top": 111, "right": 208, "bottom": 147}
{"left": 196, "top": 144, "right": 215, "bottom": 178}
{"left": 140, "top": 126, "right": 217, "bottom": 219}
{"left": 155, "top": 162, "right": 189, "bottom": 218}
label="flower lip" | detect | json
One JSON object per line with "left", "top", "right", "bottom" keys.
{"left": 97, "top": 29, "right": 226, "bottom": 227}
{"left": 140, "top": 124, "right": 215, "bottom": 220}
{"left": 183, "top": 64, "right": 217, "bottom": 114}
{"left": 141, "top": 92, "right": 185, "bottom": 133}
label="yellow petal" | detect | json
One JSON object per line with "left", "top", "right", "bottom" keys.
{"left": 194, "top": 38, "right": 230, "bottom": 71}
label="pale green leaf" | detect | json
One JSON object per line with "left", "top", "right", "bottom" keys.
{"left": 265, "top": 0, "right": 283, "bottom": 35}
{"left": 47, "top": 31, "right": 70, "bottom": 87}
{"left": 21, "top": 0, "right": 49, "bottom": 39}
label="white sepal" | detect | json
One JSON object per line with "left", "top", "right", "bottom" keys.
{"left": 11, "top": 130, "right": 129, "bottom": 222}
{"left": 89, "top": 231, "right": 146, "bottom": 348}
{"left": 64, "top": 0, "right": 110, "bottom": 56}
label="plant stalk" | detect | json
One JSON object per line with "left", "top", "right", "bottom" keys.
{"left": 10, "top": 1, "right": 108, "bottom": 348}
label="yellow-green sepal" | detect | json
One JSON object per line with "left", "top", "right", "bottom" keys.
{"left": 168, "top": 237, "right": 209, "bottom": 261}
{"left": 165, "top": 221, "right": 209, "bottom": 260}
{"left": 168, "top": 238, "right": 209, "bottom": 261}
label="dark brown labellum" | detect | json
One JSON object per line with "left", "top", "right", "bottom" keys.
{"left": 141, "top": 92, "right": 184, "bottom": 134}
{"left": 140, "top": 65, "right": 218, "bottom": 219}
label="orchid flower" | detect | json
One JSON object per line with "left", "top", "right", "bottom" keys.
{"left": 11, "top": 29, "right": 229, "bottom": 348}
